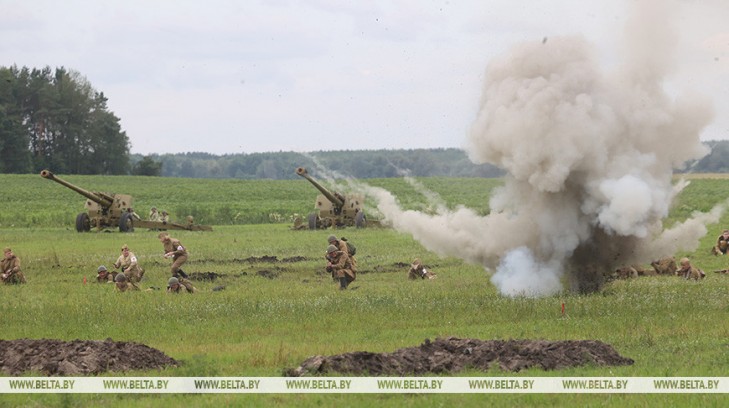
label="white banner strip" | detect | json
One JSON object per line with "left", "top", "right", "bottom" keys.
{"left": 0, "top": 377, "right": 726, "bottom": 394}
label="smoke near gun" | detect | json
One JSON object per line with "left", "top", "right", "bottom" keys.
{"left": 357, "top": 0, "right": 726, "bottom": 297}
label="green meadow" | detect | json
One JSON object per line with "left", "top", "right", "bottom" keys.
{"left": 0, "top": 173, "right": 727, "bottom": 407}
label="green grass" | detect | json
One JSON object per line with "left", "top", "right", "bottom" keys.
{"left": 0, "top": 173, "right": 499, "bottom": 227}
{"left": 1, "top": 174, "right": 728, "bottom": 407}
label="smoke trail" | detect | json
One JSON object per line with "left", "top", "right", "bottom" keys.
{"left": 364, "top": 0, "right": 721, "bottom": 297}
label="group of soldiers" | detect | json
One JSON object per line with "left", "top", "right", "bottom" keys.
{"left": 148, "top": 207, "right": 170, "bottom": 223}
{"left": 95, "top": 232, "right": 196, "bottom": 293}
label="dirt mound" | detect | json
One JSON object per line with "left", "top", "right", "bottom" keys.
{"left": 285, "top": 337, "right": 633, "bottom": 376}
{"left": 189, "top": 271, "right": 225, "bottom": 281}
{"left": 282, "top": 256, "right": 307, "bottom": 263}
{"left": 0, "top": 338, "right": 178, "bottom": 376}
{"left": 238, "top": 255, "right": 278, "bottom": 263}
{"left": 256, "top": 270, "right": 279, "bottom": 279}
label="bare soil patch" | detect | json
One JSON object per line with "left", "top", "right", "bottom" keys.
{"left": 0, "top": 338, "right": 178, "bottom": 376}
{"left": 189, "top": 271, "right": 225, "bottom": 281}
{"left": 285, "top": 337, "right": 633, "bottom": 376}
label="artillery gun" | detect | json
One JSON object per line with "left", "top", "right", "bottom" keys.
{"left": 295, "top": 167, "right": 366, "bottom": 229}
{"left": 40, "top": 170, "right": 212, "bottom": 232}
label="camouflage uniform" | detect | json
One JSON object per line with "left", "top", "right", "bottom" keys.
{"left": 1, "top": 248, "right": 25, "bottom": 284}
{"left": 114, "top": 246, "right": 144, "bottom": 283}
{"left": 408, "top": 259, "right": 436, "bottom": 280}
{"left": 326, "top": 246, "right": 356, "bottom": 289}
{"left": 159, "top": 233, "right": 195, "bottom": 292}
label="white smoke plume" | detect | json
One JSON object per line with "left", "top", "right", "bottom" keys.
{"left": 362, "top": 0, "right": 722, "bottom": 297}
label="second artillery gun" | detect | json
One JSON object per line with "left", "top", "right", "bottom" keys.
{"left": 40, "top": 169, "right": 212, "bottom": 232}
{"left": 295, "top": 167, "right": 367, "bottom": 229}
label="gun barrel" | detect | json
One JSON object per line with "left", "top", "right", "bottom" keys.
{"left": 295, "top": 167, "right": 344, "bottom": 207}
{"left": 40, "top": 169, "right": 114, "bottom": 208}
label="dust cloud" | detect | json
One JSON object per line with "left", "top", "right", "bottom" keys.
{"left": 363, "top": 0, "right": 725, "bottom": 296}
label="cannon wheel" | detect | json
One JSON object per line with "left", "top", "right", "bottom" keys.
{"left": 307, "top": 212, "right": 318, "bottom": 230}
{"left": 355, "top": 212, "right": 366, "bottom": 228}
{"left": 75, "top": 212, "right": 91, "bottom": 232}
{"left": 119, "top": 212, "right": 135, "bottom": 233}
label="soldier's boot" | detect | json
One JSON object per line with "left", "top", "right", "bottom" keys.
{"left": 177, "top": 269, "right": 189, "bottom": 279}
{"left": 339, "top": 277, "right": 348, "bottom": 290}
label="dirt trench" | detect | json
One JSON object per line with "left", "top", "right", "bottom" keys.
{"left": 0, "top": 338, "right": 178, "bottom": 376}
{"left": 285, "top": 337, "right": 634, "bottom": 376}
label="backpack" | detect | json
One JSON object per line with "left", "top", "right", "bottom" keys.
{"left": 341, "top": 237, "right": 356, "bottom": 256}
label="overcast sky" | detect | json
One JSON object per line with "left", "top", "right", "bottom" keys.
{"left": 1, "top": 0, "right": 727, "bottom": 155}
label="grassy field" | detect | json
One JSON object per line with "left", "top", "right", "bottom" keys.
{"left": 0, "top": 174, "right": 728, "bottom": 407}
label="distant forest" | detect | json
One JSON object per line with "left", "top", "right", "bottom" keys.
{"left": 132, "top": 140, "right": 729, "bottom": 179}
{"left": 4, "top": 66, "right": 729, "bottom": 179}
{"left": 130, "top": 149, "right": 506, "bottom": 179}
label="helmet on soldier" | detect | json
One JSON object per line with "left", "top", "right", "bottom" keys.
{"left": 327, "top": 245, "right": 337, "bottom": 254}
{"left": 327, "top": 235, "right": 337, "bottom": 243}
{"left": 115, "top": 273, "right": 127, "bottom": 282}
{"left": 97, "top": 265, "right": 108, "bottom": 273}
{"left": 168, "top": 277, "right": 179, "bottom": 286}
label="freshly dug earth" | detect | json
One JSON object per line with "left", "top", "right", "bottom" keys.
{"left": 285, "top": 337, "right": 634, "bottom": 376}
{"left": 0, "top": 338, "right": 178, "bottom": 376}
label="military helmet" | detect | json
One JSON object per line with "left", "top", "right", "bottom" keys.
{"left": 327, "top": 244, "right": 337, "bottom": 254}
{"left": 327, "top": 235, "right": 337, "bottom": 243}
{"left": 97, "top": 265, "right": 108, "bottom": 273}
{"left": 115, "top": 273, "right": 127, "bottom": 282}
{"left": 168, "top": 277, "right": 180, "bottom": 286}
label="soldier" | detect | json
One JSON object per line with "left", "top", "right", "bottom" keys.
{"left": 408, "top": 258, "right": 436, "bottom": 280}
{"left": 159, "top": 232, "right": 195, "bottom": 292}
{"left": 677, "top": 258, "right": 706, "bottom": 281}
{"left": 167, "top": 276, "right": 195, "bottom": 294}
{"left": 149, "top": 207, "right": 160, "bottom": 222}
{"left": 113, "top": 244, "right": 144, "bottom": 283}
{"left": 713, "top": 230, "right": 729, "bottom": 255}
{"left": 96, "top": 265, "right": 115, "bottom": 283}
{"left": 114, "top": 273, "right": 139, "bottom": 292}
{"left": 126, "top": 207, "right": 141, "bottom": 221}
{"left": 160, "top": 211, "right": 170, "bottom": 223}
{"left": 327, "top": 235, "right": 356, "bottom": 268}
{"left": 1, "top": 247, "right": 26, "bottom": 284}
{"left": 326, "top": 244, "right": 356, "bottom": 290}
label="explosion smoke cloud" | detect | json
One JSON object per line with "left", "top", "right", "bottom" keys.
{"left": 362, "top": 0, "right": 723, "bottom": 297}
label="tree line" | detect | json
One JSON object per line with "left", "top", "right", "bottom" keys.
{"left": 0, "top": 65, "right": 129, "bottom": 174}
{"left": 131, "top": 149, "right": 505, "bottom": 179}
{"left": 4, "top": 65, "right": 729, "bottom": 179}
